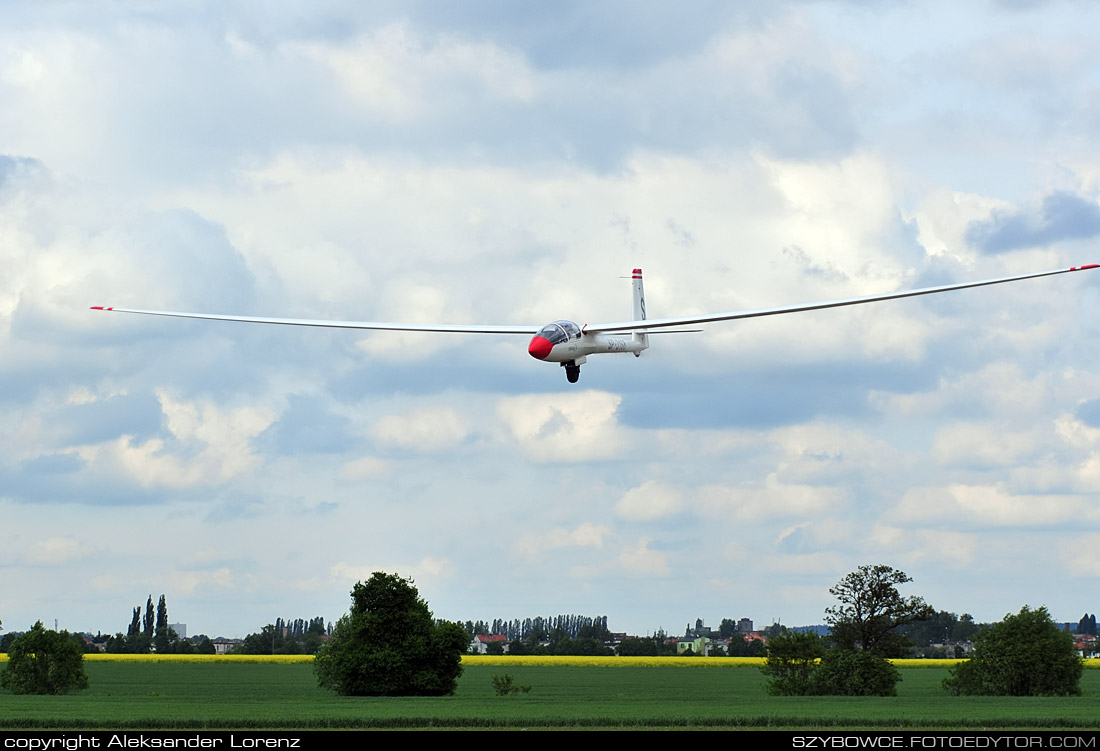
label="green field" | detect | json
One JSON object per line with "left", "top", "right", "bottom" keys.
{"left": 2, "top": 659, "right": 1100, "bottom": 729}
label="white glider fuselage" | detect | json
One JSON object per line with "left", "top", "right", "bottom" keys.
{"left": 91, "top": 263, "right": 1099, "bottom": 384}
{"left": 526, "top": 269, "right": 649, "bottom": 380}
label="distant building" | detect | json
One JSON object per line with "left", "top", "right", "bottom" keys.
{"left": 212, "top": 639, "right": 239, "bottom": 655}
{"left": 737, "top": 618, "right": 753, "bottom": 633}
{"left": 169, "top": 623, "right": 187, "bottom": 639}
{"left": 677, "top": 636, "right": 709, "bottom": 655}
{"left": 469, "top": 634, "right": 509, "bottom": 654}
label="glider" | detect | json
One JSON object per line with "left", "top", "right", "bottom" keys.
{"left": 93, "top": 264, "right": 1098, "bottom": 383}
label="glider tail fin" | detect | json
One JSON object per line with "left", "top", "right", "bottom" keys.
{"left": 631, "top": 268, "right": 648, "bottom": 355}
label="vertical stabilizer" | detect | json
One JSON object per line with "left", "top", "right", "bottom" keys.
{"left": 631, "top": 268, "right": 648, "bottom": 355}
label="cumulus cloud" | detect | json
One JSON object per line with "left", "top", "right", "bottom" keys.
{"left": 26, "top": 536, "right": 92, "bottom": 565}
{"left": 74, "top": 392, "right": 275, "bottom": 489}
{"left": 496, "top": 390, "right": 626, "bottom": 461}
{"left": 966, "top": 191, "right": 1100, "bottom": 253}
{"left": 868, "top": 525, "right": 976, "bottom": 567}
{"left": 618, "top": 537, "right": 670, "bottom": 576}
{"left": 615, "top": 481, "right": 684, "bottom": 521}
{"left": 931, "top": 422, "right": 1039, "bottom": 469}
{"left": 371, "top": 406, "right": 469, "bottom": 452}
{"left": 892, "top": 484, "right": 1099, "bottom": 528}
{"left": 338, "top": 456, "right": 390, "bottom": 481}
{"left": 1060, "top": 534, "right": 1100, "bottom": 577}
{"left": 329, "top": 557, "right": 454, "bottom": 584}
{"left": 697, "top": 474, "right": 847, "bottom": 522}
{"left": 513, "top": 522, "right": 612, "bottom": 562}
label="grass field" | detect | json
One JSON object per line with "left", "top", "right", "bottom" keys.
{"left": 1, "top": 657, "right": 1099, "bottom": 729}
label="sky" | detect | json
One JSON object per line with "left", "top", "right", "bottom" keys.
{"left": 3, "top": 0, "right": 1100, "bottom": 640}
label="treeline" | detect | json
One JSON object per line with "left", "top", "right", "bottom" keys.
{"left": 461, "top": 614, "right": 609, "bottom": 642}
{"left": 232, "top": 616, "right": 330, "bottom": 655}
{"left": 102, "top": 595, "right": 215, "bottom": 654}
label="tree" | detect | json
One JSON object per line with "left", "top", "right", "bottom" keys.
{"left": 127, "top": 607, "right": 141, "bottom": 637}
{"left": 0, "top": 622, "right": 89, "bottom": 695}
{"left": 761, "top": 630, "right": 825, "bottom": 695}
{"left": 617, "top": 637, "right": 659, "bottom": 656}
{"left": 901, "top": 610, "right": 979, "bottom": 653}
{"left": 156, "top": 595, "right": 168, "bottom": 634}
{"left": 314, "top": 572, "right": 468, "bottom": 696}
{"left": 825, "top": 564, "right": 933, "bottom": 656}
{"left": 143, "top": 596, "right": 154, "bottom": 638}
{"left": 944, "top": 606, "right": 1083, "bottom": 696}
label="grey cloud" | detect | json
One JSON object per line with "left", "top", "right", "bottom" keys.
{"left": 965, "top": 191, "right": 1100, "bottom": 253}
{"left": 1075, "top": 398, "right": 1100, "bottom": 428}
{"left": 0, "top": 155, "right": 46, "bottom": 186}
{"left": 256, "top": 394, "right": 357, "bottom": 455}
{"left": 53, "top": 392, "right": 165, "bottom": 446}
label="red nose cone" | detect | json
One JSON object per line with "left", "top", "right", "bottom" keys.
{"left": 528, "top": 335, "right": 553, "bottom": 360}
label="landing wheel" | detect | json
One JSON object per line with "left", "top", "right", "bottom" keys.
{"left": 565, "top": 364, "right": 581, "bottom": 383}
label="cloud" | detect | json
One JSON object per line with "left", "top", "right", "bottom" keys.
{"left": 26, "top": 536, "right": 92, "bottom": 565}
{"left": 496, "top": 390, "right": 626, "bottom": 461}
{"left": 1060, "top": 534, "right": 1100, "bottom": 577}
{"left": 615, "top": 481, "right": 684, "bottom": 521}
{"left": 338, "top": 456, "right": 390, "bottom": 481}
{"left": 618, "top": 537, "right": 670, "bottom": 576}
{"left": 931, "top": 422, "right": 1039, "bottom": 469}
{"left": 965, "top": 191, "right": 1100, "bottom": 253}
{"left": 513, "top": 522, "right": 612, "bottom": 562}
{"left": 74, "top": 392, "right": 276, "bottom": 489}
{"left": 370, "top": 406, "right": 469, "bottom": 452}
{"left": 868, "top": 525, "right": 976, "bottom": 567}
{"left": 290, "top": 23, "right": 536, "bottom": 124}
{"left": 329, "top": 557, "right": 454, "bottom": 584}
{"left": 892, "top": 485, "right": 1100, "bottom": 528}
{"left": 697, "top": 474, "right": 847, "bottom": 522}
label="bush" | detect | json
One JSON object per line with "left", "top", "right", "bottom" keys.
{"left": 810, "top": 649, "right": 901, "bottom": 696}
{"left": 314, "top": 572, "right": 469, "bottom": 696}
{"left": 761, "top": 630, "right": 824, "bottom": 695}
{"left": 491, "top": 673, "right": 531, "bottom": 695}
{"left": 0, "top": 621, "right": 89, "bottom": 695}
{"left": 944, "top": 605, "right": 1082, "bottom": 696}
{"left": 762, "top": 631, "right": 899, "bottom": 696}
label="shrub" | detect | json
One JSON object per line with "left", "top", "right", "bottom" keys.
{"left": 0, "top": 621, "right": 89, "bottom": 695}
{"left": 761, "top": 630, "right": 824, "bottom": 695}
{"left": 810, "top": 649, "right": 901, "bottom": 696}
{"left": 491, "top": 673, "right": 532, "bottom": 695}
{"left": 944, "top": 605, "right": 1082, "bottom": 696}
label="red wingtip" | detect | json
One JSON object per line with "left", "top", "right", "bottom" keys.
{"left": 90, "top": 306, "right": 113, "bottom": 310}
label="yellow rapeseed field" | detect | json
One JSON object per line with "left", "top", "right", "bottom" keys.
{"left": 3, "top": 653, "right": 1099, "bottom": 667}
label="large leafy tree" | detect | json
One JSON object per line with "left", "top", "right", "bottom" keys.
{"left": 944, "top": 606, "right": 1082, "bottom": 696}
{"left": 314, "top": 572, "right": 468, "bottom": 696}
{"left": 825, "top": 564, "right": 933, "bottom": 656}
{"left": 0, "top": 621, "right": 89, "bottom": 695}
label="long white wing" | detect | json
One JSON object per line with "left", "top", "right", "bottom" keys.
{"left": 584, "top": 264, "right": 1099, "bottom": 334}
{"left": 92, "top": 264, "right": 1097, "bottom": 334}
{"left": 88, "top": 307, "right": 540, "bottom": 335}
